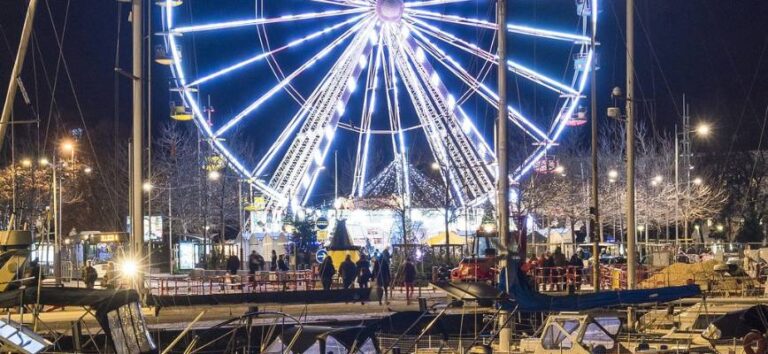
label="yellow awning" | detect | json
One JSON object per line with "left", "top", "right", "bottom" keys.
{"left": 426, "top": 231, "right": 469, "bottom": 246}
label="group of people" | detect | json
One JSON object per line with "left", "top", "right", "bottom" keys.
{"left": 521, "top": 247, "right": 586, "bottom": 292}
{"left": 81, "top": 261, "right": 118, "bottom": 289}
{"left": 317, "top": 252, "right": 418, "bottom": 305}
{"left": 244, "top": 250, "right": 289, "bottom": 274}
{"left": 222, "top": 248, "right": 421, "bottom": 304}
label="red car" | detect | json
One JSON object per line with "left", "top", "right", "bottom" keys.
{"left": 451, "top": 257, "right": 498, "bottom": 282}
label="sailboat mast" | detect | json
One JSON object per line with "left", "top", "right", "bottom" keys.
{"left": 0, "top": 0, "right": 38, "bottom": 151}
{"left": 625, "top": 0, "right": 637, "bottom": 289}
{"left": 131, "top": 0, "right": 145, "bottom": 280}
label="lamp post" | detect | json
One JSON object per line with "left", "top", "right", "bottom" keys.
{"left": 674, "top": 113, "right": 710, "bottom": 245}
{"left": 51, "top": 139, "right": 76, "bottom": 285}
{"left": 432, "top": 162, "right": 452, "bottom": 260}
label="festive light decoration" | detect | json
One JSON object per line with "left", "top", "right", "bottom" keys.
{"left": 161, "top": 0, "right": 597, "bottom": 208}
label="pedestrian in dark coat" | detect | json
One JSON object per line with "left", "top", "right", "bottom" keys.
{"left": 270, "top": 250, "right": 278, "bottom": 271}
{"left": 356, "top": 255, "right": 371, "bottom": 288}
{"left": 403, "top": 258, "right": 417, "bottom": 305}
{"left": 340, "top": 255, "right": 357, "bottom": 289}
{"left": 373, "top": 257, "right": 391, "bottom": 304}
{"left": 226, "top": 255, "right": 240, "bottom": 275}
{"left": 83, "top": 261, "right": 98, "bottom": 289}
{"left": 319, "top": 257, "right": 336, "bottom": 290}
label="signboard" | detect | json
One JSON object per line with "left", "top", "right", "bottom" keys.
{"left": 316, "top": 217, "right": 329, "bottom": 230}
{"left": 316, "top": 249, "right": 328, "bottom": 263}
{"left": 127, "top": 216, "right": 163, "bottom": 241}
{"left": 317, "top": 230, "right": 329, "bottom": 242}
{"left": 178, "top": 242, "right": 197, "bottom": 270}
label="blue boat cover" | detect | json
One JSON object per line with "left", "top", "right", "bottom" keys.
{"left": 498, "top": 261, "right": 701, "bottom": 312}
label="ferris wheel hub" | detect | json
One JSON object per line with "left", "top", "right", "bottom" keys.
{"left": 376, "top": 0, "right": 404, "bottom": 23}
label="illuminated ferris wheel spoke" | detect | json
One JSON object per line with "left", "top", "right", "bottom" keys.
{"left": 213, "top": 18, "right": 372, "bottom": 138}
{"left": 170, "top": 8, "right": 369, "bottom": 34}
{"left": 268, "top": 23, "right": 377, "bottom": 206}
{"left": 407, "top": 17, "right": 579, "bottom": 96}
{"left": 408, "top": 27, "right": 549, "bottom": 143}
{"left": 351, "top": 39, "right": 383, "bottom": 197}
{"left": 310, "top": 0, "right": 372, "bottom": 8}
{"left": 403, "top": 0, "right": 470, "bottom": 8}
{"left": 186, "top": 14, "right": 367, "bottom": 88}
{"left": 383, "top": 42, "right": 412, "bottom": 201}
{"left": 407, "top": 9, "right": 591, "bottom": 44}
{"left": 385, "top": 29, "right": 456, "bottom": 198}
{"left": 390, "top": 27, "right": 493, "bottom": 203}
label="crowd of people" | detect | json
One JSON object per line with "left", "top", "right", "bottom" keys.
{"left": 521, "top": 247, "right": 587, "bottom": 292}
{"left": 315, "top": 250, "right": 419, "bottom": 305}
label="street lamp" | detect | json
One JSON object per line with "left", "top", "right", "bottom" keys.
{"left": 142, "top": 181, "right": 153, "bottom": 192}
{"left": 608, "top": 169, "right": 619, "bottom": 180}
{"left": 650, "top": 175, "right": 663, "bottom": 186}
{"left": 84, "top": 167, "right": 92, "bottom": 174}
{"left": 21, "top": 158, "right": 32, "bottom": 168}
{"left": 207, "top": 170, "right": 221, "bottom": 181}
{"left": 61, "top": 141, "right": 74, "bottom": 152}
{"left": 38, "top": 158, "right": 49, "bottom": 167}
{"left": 674, "top": 118, "right": 712, "bottom": 244}
{"left": 692, "top": 177, "right": 703, "bottom": 186}
{"left": 553, "top": 165, "right": 565, "bottom": 175}
{"left": 695, "top": 123, "right": 711, "bottom": 137}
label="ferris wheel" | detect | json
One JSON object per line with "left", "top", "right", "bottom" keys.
{"left": 160, "top": 0, "right": 597, "bottom": 209}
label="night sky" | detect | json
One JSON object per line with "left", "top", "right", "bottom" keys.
{"left": 2, "top": 0, "right": 768, "bottom": 202}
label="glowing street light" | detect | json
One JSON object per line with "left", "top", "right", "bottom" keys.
{"left": 695, "top": 123, "right": 711, "bottom": 136}
{"left": 692, "top": 177, "right": 703, "bottom": 186}
{"left": 120, "top": 259, "right": 139, "bottom": 278}
{"left": 715, "top": 224, "right": 724, "bottom": 232}
{"left": 39, "top": 158, "right": 49, "bottom": 167}
{"left": 651, "top": 175, "right": 663, "bottom": 186}
{"left": 208, "top": 170, "right": 221, "bottom": 181}
{"left": 553, "top": 165, "right": 565, "bottom": 174}
{"left": 431, "top": 162, "right": 440, "bottom": 170}
{"left": 20, "top": 158, "right": 32, "bottom": 168}
{"left": 61, "top": 140, "right": 74, "bottom": 152}
{"left": 142, "top": 181, "right": 153, "bottom": 192}
{"left": 84, "top": 167, "right": 93, "bottom": 174}
{"left": 608, "top": 169, "right": 618, "bottom": 179}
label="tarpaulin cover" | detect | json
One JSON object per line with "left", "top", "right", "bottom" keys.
{"left": 0, "top": 287, "right": 139, "bottom": 314}
{"left": 499, "top": 261, "right": 701, "bottom": 312}
{"left": 147, "top": 287, "right": 371, "bottom": 307}
{"left": 709, "top": 305, "right": 768, "bottom": 340}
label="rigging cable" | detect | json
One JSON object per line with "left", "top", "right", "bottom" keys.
{"left": 42, "top": 0, "right": 121, "bottom": 222}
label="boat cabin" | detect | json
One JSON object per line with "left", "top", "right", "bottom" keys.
{"left": 518, "top": 313, "right": 620, "bottom": 353}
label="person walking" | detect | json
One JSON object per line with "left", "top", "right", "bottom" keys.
{"left": 319, "top": 256, "right": 336, "bottom": 290}
{"left": 83, "top": 261, "right": 98, "bottom": 289}
{"left": 403, "top": 258, "right": 417, "bottom": 305}
{"left": 552, "top": 247, "right": 567, "bottom": 291}
{"left": 373, "top": 257, "right": 391, "bottom": 305}
{"left": 226, "top": 254, "right": 240, "bottom": 275}
{"left": 340, "top": 255, "right": 357, "bottom": 289}
{"left": 249, "top": 251, "right": 264, "bottom": 272}
{"left": 270, "top": 250, "right": 278, "bottom": 271}
{"left": 277, "top": 255, "right": 289, "bottom": 271}
{"left": 356, "top": 255, "right": 371, "bottom": 289}
{"left": 569, "top": 252, "right": 584, "bottom": 292}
